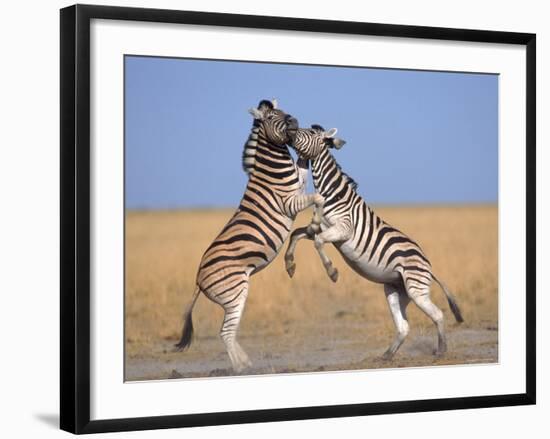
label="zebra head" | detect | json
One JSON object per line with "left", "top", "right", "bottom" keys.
{"left": 248, "top": 99, "right": 299, "bottom": 146}
{"left": 290, "top": 124, "right": 346, "bottom": 159}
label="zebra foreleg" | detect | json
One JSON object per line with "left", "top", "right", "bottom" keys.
{"left": 381, "top": 284, "right": 411, "bottom": 360}
{"left": 283, "top": 193, "right": 324, "bottom": 278}
{"left": 284, "top": 193, "right": 324, "bottom": 219}
{"left": 284, "top": 226, "right": 314, "bottom": 277}
{"left": 313, "top": 223, "right": 353, "bottom": 282}
{"left": 310, "top": 193, "right": 324, "bottom": 232}
{"left": 284, "top": 192, "right": 324, "bottom": 238}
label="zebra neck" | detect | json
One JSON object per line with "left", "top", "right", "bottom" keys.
{"left": 311, "top": 150, "right": 340, "bottom": 195}
{"left": 242, "top": 123, "right": 292, "bottom": 175}
{"left": 242, "top": 124, "right": 295, "bottom": 185}
{"left": 311, "top": 149, "right": 358, "bottom": 197}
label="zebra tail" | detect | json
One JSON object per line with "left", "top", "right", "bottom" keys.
{"left": 174, "top": 286, "right": 201, "bottom": 351}
{"left": 433, "top": 275, "right": 464, "bottom": 323}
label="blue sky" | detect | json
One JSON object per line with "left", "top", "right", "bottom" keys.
{"left": 125, "top": 56, "right": 498, "bottom": 209}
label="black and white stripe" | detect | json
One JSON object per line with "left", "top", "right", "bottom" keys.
{"left": 175, "top": 101, "right": 323, "bottom": 371}
{"left": 285, "top": 125, "right": 463, "bottom": 359}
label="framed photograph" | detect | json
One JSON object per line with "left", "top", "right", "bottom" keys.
{"left": 60, "top": 4, "right": 536, "bottom": 434}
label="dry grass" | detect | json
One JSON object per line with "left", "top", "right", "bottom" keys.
{"left": 125, "top": 205, "right": 498, "bottom": 363}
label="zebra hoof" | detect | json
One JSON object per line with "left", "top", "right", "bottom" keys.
{"left": 433, "top": 339, "right": 447, "bottom": 358}
{"left": 328, "top": 267, "right": 339, "bottom": 282}
{"left": 232, "top": 363, "right": 252, "bottom": 374}
{"left": 433, "top": 347, "right": 447, "bottom": 358}
{"left": 285, "top": 262, "right": 296, "bottom": 278}
{"left": 237, "top": 360, "right": 253, "bottom": 372}
{"left": 381, "top": 350, "right": 394, "bottom": 361}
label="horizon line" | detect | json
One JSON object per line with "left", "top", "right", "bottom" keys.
{"left": 125, "top": 201, "right": 498, "bottom": 213}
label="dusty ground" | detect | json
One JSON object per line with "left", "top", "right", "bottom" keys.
{"left": 127, "top": 327, "right": 497, "bottom": 381}
{"left": 125, "top": 205, "right": 498, "bottom": 381}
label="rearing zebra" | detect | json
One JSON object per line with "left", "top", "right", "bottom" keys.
{"left": 175, "top": 100, "right": 323, "bottom": 372}
{"left": 285, "top": 125, "right": 463, "bottom": 359}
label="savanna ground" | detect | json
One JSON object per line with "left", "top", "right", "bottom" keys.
{"left": 125, "top": 205, "right": 498, "bottom": 381}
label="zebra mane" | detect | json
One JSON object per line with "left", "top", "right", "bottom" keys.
{"left": 336, "top": 161, "right": 359, "bottom": 191}
{"left": 242, "top": 120, "right": 261, "bottom": 174}
{"left": 312, "top": 125, "right": 358, "bottom": 191}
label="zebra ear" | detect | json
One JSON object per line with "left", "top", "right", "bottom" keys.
{"left": 271, "top": 98, "right": 278, "bottom": 109}
{"left": 248, "top": 107, "right": 264, "bottom": 120}
{"left": 325, "top": 128, "right": 338, "bottom": 138}
{"left": 332, "top": 138, "right": 346, "bottom": 149}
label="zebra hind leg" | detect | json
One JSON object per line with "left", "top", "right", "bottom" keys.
{"left": 403, "top": 274, "right": 447, "bottom": 357}
{"left": 218, "top": 284, "right": 252, "bottom": 372}
{"left": 381, "top": 284, "right": 411, "bottom": 360}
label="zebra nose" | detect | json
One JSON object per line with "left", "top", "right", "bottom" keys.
{"left": 287, "top": 116, "right": 298, "bottom": 130}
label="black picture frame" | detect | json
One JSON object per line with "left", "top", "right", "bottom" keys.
{"left": 60, "top": 4, "right": 536, "bottom": 434}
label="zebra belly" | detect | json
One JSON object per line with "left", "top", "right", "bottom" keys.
{"left": 249, "top": 242, "right": 285, "bottom": 275}
{"left": 335, "top": 240, "right": 401, "bottom": 285}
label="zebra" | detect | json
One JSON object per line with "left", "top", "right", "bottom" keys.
{"left": 284, "top": 125, "right": 463, "bottom": 360}
{"left": 175, "top": 100, "right": 324, "bottom": 372}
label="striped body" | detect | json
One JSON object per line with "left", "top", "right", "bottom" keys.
{"left": 197, "top": 126, "right": 306, "bottom": 294}
{"left": 285, "top": 126, "right": 463, "bottom": 360}
{"left": 312, "top": 149, "right": 430, "bottom": 288}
